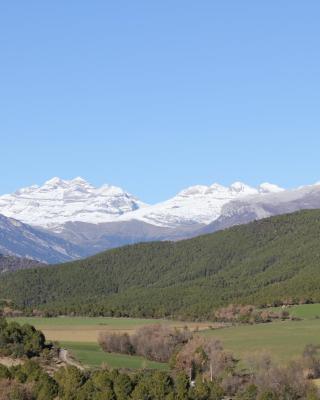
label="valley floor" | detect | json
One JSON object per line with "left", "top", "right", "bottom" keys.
{"left": 9, "top": 304, "right": 320, "bottom": 369}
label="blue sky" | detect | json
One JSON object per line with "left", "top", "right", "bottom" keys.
{"left": 1, "top": 1, "right": 320, "bottom": 203}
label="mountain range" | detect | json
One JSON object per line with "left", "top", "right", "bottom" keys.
{"left": 1, "top": 177, "right": 320, "bottom": 263}
{"left": 0, "top": 177, "right": 284, "bottom": 229}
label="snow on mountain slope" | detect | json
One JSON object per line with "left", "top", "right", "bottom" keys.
{"left": 0, "top": 177, "right": 147, "bottom": 230}
{"left": 196, "top": 182, "right": 320, "bottom": 235}
{"left": 120, "top": 182, "right": 284, "bottom": 227}
{"left": 0, "top": 177, "right": 285, "bottom": 231}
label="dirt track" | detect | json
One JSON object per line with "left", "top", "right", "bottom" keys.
{"left": 59, "top": 348, "right": 84, "bottom": 370}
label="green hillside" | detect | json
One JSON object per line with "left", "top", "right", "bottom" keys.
{"left": 1, "top": 209, "right": 320, "bottom": 319}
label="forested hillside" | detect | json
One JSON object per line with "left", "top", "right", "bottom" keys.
{"left": 1, "top": 210, "right": 320, "bottom": 319}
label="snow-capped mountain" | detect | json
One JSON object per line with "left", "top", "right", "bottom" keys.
{"left": 0, "top": 177, "right": 147, "bottom": 230}
{"left": 1, "top": 176, "right": 320, "bottom": 263}
{"left": 120, "top": 181, "right": 284, "bottom": 227}
{"left": 0, "top": 178, "right": 284, "bottom": 230}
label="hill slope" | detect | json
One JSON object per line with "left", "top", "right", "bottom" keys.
{"left": 0, "top": 214, "right": 86, "bottom": 263}
{"left": 1, "top": 209, "right": 320, "bottom": 319}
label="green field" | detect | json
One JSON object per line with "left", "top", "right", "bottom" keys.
{"left": 61, "top": 341, "right": 168, "bottom": 370}
{"left": 202, "top": 318, "right": 320, "bottom": 363}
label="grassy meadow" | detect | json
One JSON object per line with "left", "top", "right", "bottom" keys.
{"left": 202, "top": 304, "right": 320, "bottom": 363}
{"left": 202, "top": 319, "right": 320, "bottom": 363}
{"left": 282, "top": 303, "right": 320, "bottom": 319}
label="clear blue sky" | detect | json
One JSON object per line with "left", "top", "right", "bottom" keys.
{"left": 1, "top": 1, "right": 319, "bottom": 203}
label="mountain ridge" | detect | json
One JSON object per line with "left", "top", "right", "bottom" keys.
{"left": 0, "top": 177, "right": 284, "bottom": 230}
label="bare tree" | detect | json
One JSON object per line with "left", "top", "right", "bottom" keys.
{"left": 98, "top": 324, "right": 192, "bottom": 362}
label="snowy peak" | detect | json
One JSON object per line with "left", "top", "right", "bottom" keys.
{"left": 120, "top": 181, "right": 285, "bottom": 228}
{"left": 177, "top": 181, "right": 283, "bottom": 198}
{"left": 0, "top": 178, "right": 147, "bottom": 229}
{"left": 258, "top": 182, "right": 284, "bottom": 194}
{"left": 44, "top": 177, "right": 65, "bottom": 186}
{"left": 0, "top": 177, "right": 287, "bottom": 231}
{"left": 229, "top": 181, "right": 256, "bottom": 194}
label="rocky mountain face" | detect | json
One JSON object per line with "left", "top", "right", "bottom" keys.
{"left": 0, "top": 214, "right": 86, "bottom": 263}
{"left": 1, "top": 177, "right": 320, "bottom": 262}
{"left": 55, "top": 219, "right": 204, "bottom": 255}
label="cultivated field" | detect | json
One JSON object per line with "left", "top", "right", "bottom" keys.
{"left": 9, "top": 316, "right": 212, "bottom": 342}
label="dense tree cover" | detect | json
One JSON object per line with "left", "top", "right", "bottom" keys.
{"left": 2, "top": 210, "right": 320, "bottom": 319}
{"left": 0, "top": 361, "right": 58, "bottom": 400}
{"left": 0, "top": 318, "right": 46, "bottom": 358}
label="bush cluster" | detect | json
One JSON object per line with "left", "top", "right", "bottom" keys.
{"left": 214, "top": 304, "right": 291, "bottom": 324}
{"left": 99, "top": 324, "right": 192, "bottom": 362}
{"left": 0, "top": 318, "right": 46, "bottom": 358}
